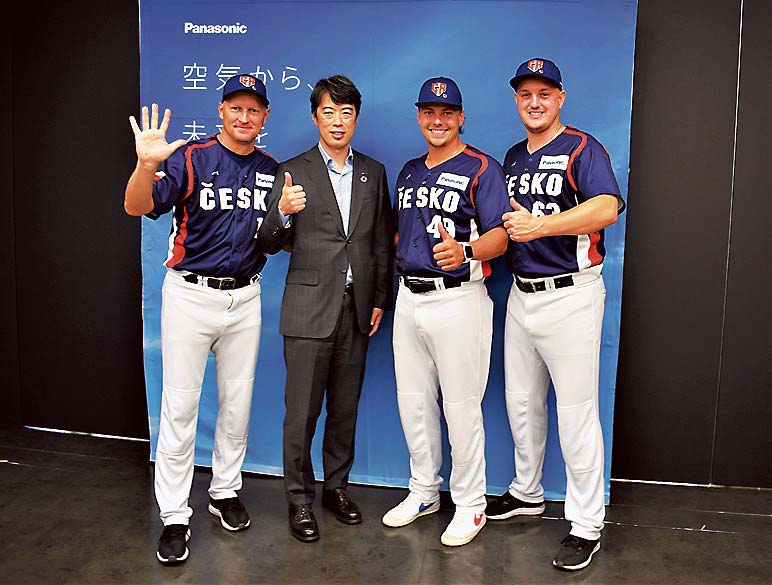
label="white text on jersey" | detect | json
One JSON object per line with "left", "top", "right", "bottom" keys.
{"left": 397, "top": 186, "right": 460, "bottom": 213}
{"left": 199, "top": 184, "right": 268, "bottom": 211}
{"left": 506, "top": 173, "right": 564, "bottom": 197}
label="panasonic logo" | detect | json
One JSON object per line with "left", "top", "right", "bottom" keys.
{"left": 184, "top": 22, "right": 248, "bottom": 34}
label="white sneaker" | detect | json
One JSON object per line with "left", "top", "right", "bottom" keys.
{"left": 440, "top": 509, "right": 486, "bottom": 546}
{"left": 382, "top": 494, "right": 440, "bottom": 527}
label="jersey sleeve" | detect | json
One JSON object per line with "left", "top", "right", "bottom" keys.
{"left": 472, "top": 157, "right": 511, "bottom": 233}
{"left": 571, "top": 137, "right": 625, "bottom": 212}
{"left": 146, "top": 144, "right": 189, "bottom": 220}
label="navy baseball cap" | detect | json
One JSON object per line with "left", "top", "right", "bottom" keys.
{"left": 509, "top": 58, "right": 563, "bottom": 91}
{"left": 222, "top": 74, "right": 269, "bottom": 106}
{"left": 415, "top": 77, "right": 463, "bottom": 109}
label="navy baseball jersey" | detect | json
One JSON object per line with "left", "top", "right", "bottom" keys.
{"left": 503, "top": 127, "right": 625, "bottom": 278}
{"left": 148, "top": 136, "right": 278, "bottom": 278}
{"left": 394, "top": 145, "right": 510, "bottom": 281}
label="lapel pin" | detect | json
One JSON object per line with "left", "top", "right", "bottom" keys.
{"left": 360, "top": 174, "right": 368, "bottom": 183}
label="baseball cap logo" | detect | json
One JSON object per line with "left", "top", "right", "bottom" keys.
{"left": 431, "top": 82, "right": 447, "bottom": 97}
{"left": 527, "top": 59, "right": 544, "bottom": 73}
{"left": 239, "top": 75, "right": 256, "bottom": 89}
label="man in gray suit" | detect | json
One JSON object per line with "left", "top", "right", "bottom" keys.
{"left": 259, "top": 75, "right": 393, "bottom": 543}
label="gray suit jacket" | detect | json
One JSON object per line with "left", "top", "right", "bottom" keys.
{"left": 258, "top": 146, "right": 393, "bottom": 338}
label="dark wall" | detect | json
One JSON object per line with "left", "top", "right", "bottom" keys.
{"left": 1, "top": 30, "right": 20, "bottom": 427}
{"left": 614, "top": 0, "right": 771, "bottom": 487}
{"left": 710, "top": 0, "right": 771, "bottom": 487}
{"left": 10, "top": 0, "right": 147, "bottom": 437}
{"left": 4, "top": 0, "right": 769, "bottom": 485}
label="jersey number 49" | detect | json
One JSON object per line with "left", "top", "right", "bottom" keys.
{"left": 426, "top": 215, "right": 456, "bottom": 239}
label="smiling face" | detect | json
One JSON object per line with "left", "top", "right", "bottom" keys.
{"left": 312, "top": 92, "right": 358, "bottom": 154}
{"left": 514, "top": 78, "right": 565, "bottom": 136}
{"left": 217, "top": 92, "right": 269, "bottom": 153}
{"left": 416, "top": 104, "right": 465, "bottom": 151}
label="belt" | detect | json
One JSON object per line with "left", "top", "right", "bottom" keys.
{"left": 344, "top": 282, "right": 354, "bottom": 295}
{"left": 515, "top": 274, "right": 574, "bottom": 293}
{"left": 401, "top": 275, "right": 463, "bottom": 294}
{"left": 182, "top": 272, "right": 262, "bottom": 290}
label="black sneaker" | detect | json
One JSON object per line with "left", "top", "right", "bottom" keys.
{"left": 552, "top": 534, "right": 600, "bottom": 571}
{"left": 156, "top": 524, "right": 190, "bottom": 565}
{"left": 208, "top": 496, "right": 251, "bottom": 531}
{"left": 485, "top": 491, "right": 545, "bottom": 520}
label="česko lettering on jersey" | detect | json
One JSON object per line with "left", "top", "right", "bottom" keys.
{"left": 394, "top": 145, "right": 510, "bottom": 282}
{"left": 148, "top": 136, "right": 278, "bottom": 278}
{"left": 504, "top": 127, "right": 625, "bottom": 278}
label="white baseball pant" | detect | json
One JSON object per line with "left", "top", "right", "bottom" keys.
{"left": 503, "top": 267, "right": 606, "bottom": 540}
{"left": 393, "top": 280, "right": 492, "bottom": 513}
{"left": 155, "top": 269, "right": 261, "bottom": 526}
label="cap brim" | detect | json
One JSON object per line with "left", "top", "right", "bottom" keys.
{"left": 222, "top": 90, "right": 269, "bottom": 106}
{"left": 414, "top": 101, "right": 462, "bottom": 108}
{"left": 509, "top": 74, "right": 561, "bottom": 91}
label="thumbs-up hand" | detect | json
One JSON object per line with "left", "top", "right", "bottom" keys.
{"left": 278, "top": 171, "right": 307, "bottom": 215}
{"left": 502, "top": 197, "right": 543, "bottom": 242}
{"left": 432, "top": 221, "right": 464, "bottom": 272}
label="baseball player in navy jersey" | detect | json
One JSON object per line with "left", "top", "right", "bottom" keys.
{"left": 124, "top": 74, "right": 277, "bottom": 565}
{"left": 382, "top": 77, "right": 510, "bottom": 546}
{"left": 484, "top": 59, "right": 625, "bottom": 571}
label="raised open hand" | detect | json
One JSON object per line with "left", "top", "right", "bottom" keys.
{"left": 129, "top": 103, "right": 187, "bottom": 166}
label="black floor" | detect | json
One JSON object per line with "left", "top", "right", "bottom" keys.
{"left": 1, "top": 428, "right": 770, "bottom": 585}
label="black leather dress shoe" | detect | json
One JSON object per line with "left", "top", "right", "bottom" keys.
{"left": 289, "top": 504, "right": 319, "bottom": 543}
{"left": 322, "top": 488, "right": 363, "bottom": 525}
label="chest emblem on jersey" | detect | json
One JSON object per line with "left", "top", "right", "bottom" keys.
{"left": 431, "top": 82, "right": 447, "bottom": 97}
{"left": 239, "top": 75, "right": 256, "bottom": 89}
{"left": 538, "top": 155, "right": 569, "bottom": 170}
{"left": 527, "top": 59, "right": 544, "bottom": 73}
{"left": 255, "top": 172, "right": 274, "bottom": 189}
{"left": 436, "top": 172, "right": 470, "bottom": 190}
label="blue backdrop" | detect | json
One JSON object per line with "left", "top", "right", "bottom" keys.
{"left": 139, "top": 0, "right": 637, "bottom": 501}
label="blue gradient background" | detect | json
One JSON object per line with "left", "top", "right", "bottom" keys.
{"left": 139, "top": 0, "right": 637, "bottom": 501}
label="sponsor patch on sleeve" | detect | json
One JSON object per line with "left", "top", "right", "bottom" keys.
{"left": 255, "top": 172, "right": 275, "bottom": 188}
{"left": 538, "top": 155, "right": 569, "bottom": 170}
{"left": 436, "top": 172, "right": 470, "bottom": 190}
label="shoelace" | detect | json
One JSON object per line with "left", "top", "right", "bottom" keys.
{"left": 218, "top": 498, "right": 242, "bottom": 514}
{"left": 295, "top": 505, "right": 313, "bottom": 522}
{"left": 334, "top": 490, "right": 352, "bottom": 506}
{"left": 162, "top": 524, "right": 188, "bottom": 541}
{"left": 396, "top": 499, "right": 415, "bottom": 511}
{"left": 561, "top": 534, "right": 588, "bottom": 550}
{"left": 447, "top": 511, "right": 469, "bottom": 529}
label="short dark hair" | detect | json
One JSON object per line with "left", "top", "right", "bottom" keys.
{"left": 310, "top": 75, "right": 362, "bottom": 117}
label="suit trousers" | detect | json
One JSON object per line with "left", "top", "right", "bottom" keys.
{"left": 156, "top": 270, "right": 261, "bottom": 526}
{"left": 282, "top": 288, "right": 369, "bottom": 505}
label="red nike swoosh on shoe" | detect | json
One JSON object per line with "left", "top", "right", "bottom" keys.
{"left": 474, "top": 514, "right": 483, "bottom": 526}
